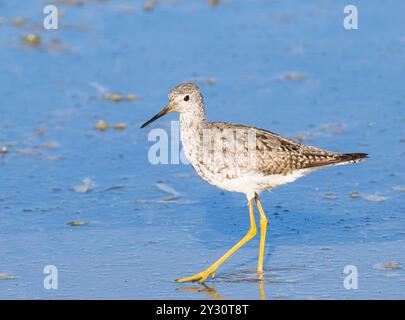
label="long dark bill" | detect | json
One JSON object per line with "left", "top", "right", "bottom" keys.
{"left": 140, "top": 105, "right": 170, "bottom": 129}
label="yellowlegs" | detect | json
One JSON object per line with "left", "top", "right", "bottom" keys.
{"left": 141, "top": 82, "right": 367, "bottom": 283}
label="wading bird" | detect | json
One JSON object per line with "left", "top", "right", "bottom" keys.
{"left": 141, "top": 82, "right": 367, "bottom": 283}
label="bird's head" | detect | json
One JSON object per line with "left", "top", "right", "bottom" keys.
{"left": 140, "top": 82, "right": 204, "bottom": 128}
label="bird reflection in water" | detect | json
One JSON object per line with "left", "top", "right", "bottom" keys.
{"left": 177, "top": 270, "right": 268, "bottom": 300}
{"left": 177, "top": 283, "right": 224, "bottom": 300}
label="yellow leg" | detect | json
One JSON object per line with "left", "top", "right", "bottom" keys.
{"left": 176, "top": 199, "right": 257, "bottom": 283}
{"left": 255, "top": 194, "right": 268, "bottom": 275}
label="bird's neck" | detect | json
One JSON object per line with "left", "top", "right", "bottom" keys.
{"left": 179, "top": 105, "right": 207, "bottom": 163}
{"left": 179, "top": 104, "right": 207, "bottom": 131}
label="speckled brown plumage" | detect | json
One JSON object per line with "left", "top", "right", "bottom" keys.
{"left": 142, "top": 82, "right": 368, "bottom": 200}
{"left": 186, "top": 121, "right": 366, "bottom": 175}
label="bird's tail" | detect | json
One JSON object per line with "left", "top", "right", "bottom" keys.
{"left": 304, "top": 152, "right": 368, "bottom": 169}
{"left": 334, "top": 152, "right": 368, "bottom": 165}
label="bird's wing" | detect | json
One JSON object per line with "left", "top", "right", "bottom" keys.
{"left": 208, "top": 122, "right": 360, "bottom": 175}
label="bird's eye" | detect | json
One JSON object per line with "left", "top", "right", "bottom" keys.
{"left": 183, "top": 95, "right": 190, "bottom": 101}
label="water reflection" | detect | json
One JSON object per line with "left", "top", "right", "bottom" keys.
{"left": 177, "top": 279, "right": 267, "bottom": 300}
{"left": 258, "top": 275, "right": 266, "bottom": 300}
{"left": 176, "top": 269, "right": 276, "bottom": 300}
{"left": 177, "top": 283, "right": 224, "bottom": 300}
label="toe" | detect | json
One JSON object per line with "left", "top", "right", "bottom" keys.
{"left": 176, "top": 269, "right": 216, "bottom": 284}
{"left": 176, "top": 273, "right": 203, "bottom": 283}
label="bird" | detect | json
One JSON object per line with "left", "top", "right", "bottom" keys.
{"left": 140, "top": 82, "right": 367, "bottom": 284}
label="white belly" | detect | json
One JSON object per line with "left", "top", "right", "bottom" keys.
{"left": 195, "top": 166, "right": 310, "bottom": 200}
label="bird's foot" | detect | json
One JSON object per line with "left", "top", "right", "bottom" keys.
{"left": 176, "top": 267, "right": 216, "bottom": 284}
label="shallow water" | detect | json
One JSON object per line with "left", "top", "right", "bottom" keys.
{"left": 0, "top": 0, "right": 404, "bottom": 299}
